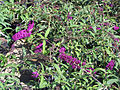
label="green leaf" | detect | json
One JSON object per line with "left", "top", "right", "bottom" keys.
{"left": 25, "top": 13, "right": 29, "bottom": 19}
{"left": 107, "top": 27, "right": 113, "bottom": 32}
{"left": 40, "top": 63, "right": 44, "bottom": 74}
{"left": 0, "top": 81, "right": 5, "bottom": 90}
{"left": 22, "top": 46, "right": 26, "bottom": 57}
{"left": 39, "top": 75, "right": 47, "bottom": 88}
{"left": 45, "top": 28, "right": 51, "bottom": 38}
{"left": 10, "top": 0, "right": 14, "bottom": 3}
{"left": 53, "top": 63, "right": 66, "bottom": 80}
{"left": 87, "top": 31, "right": 95, "bottom": 37}
{"left": 110, "top": 18, "right": 116, "bottom": 23}
{"left": 0, "top": 22, "right": 6, "bottom": 27}
{"left": 27, "top": 34, "right": 34, "bottom": 42}
{"left": 42, "top": 40, "right": 46, "bottom": 54}
{"left": 12, "top": 67, "right": 16, "bottom": 74}
{"left": 92, "top": 26, "right": 96, "bottom": 33}
{"left": 70, "top": 25, "right": 80, "bottom": 28}
{"left": 37, "top": 33, "right": 45, "bottom": 39}
{"left": 0, "top": 73, "right": 15, "bottom": 77}
{"left": 61, "top": 80, "right": 71, "bottom": 87}
{"left": 107, "top": 79, "right": 119, "bottom": 85}
{"left": 4, "top": 63, "right": 18, "bottom": 69}
{"left": 93, "top": 68, "right": 106, "bottom": 73}
{"left": 105, "top": 47, "right": 112, "bottom": 56}
{"left": 0, "top": 54, "right": 7, "bottom": 67}
{"left": 92, "top": 51, "right": 97, "bottom": 58}
{"left": 2, "top": 27, "right": 12, "bottom": 32}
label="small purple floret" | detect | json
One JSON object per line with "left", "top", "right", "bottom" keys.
{"left": 12, "top": 29, "right": 31, "bottom": 41}
{"left": 12, "top": 20, "right": 34, "bottom": 41}
{"left": 106, "top": 60, "right": 115, "bottom": 70}
{"left": 89, "top": 26, "right": 93, "bottom": 29}
{"left": 114, "top": 38, "right": 120, "bottom": 42}
{"left": 59, "top": 48, "right": 81, "bottom": 69}
{"left": 82, "top": 62, "right": 86, "bottom": 66}
{"left": 59, "top": 47, "right": 66, "bottom": 53}
{"left": 109, "top": 4, "right": 113, "bottom": 7}
{"left": 67, "top": 13, "right": 72, "bottom": 21}
{"left": 86, "top": 68, "right": 96, "bottom": 74}
{"left": 96, "top": 27, "right": 101, "bottom": 30}
{"left": 113, "top": 26, "right": 119, "bottom": 30}
{"left": 35, "top": 43, "right": 43, "bottom": 49}
{"left": 32, "top": 71, "right": 39, "bottom": 78}
{"left": 34, "top": 48, "right": 42, "bottom": 53}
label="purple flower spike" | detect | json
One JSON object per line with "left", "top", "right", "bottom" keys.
{"left": 67, "top": 13, "right": 72, "bottom": 21}
{"left": 87, "top": 68, "right": 94, "bottom": 70}
{"left": 27, "top": 20, "right": 34, "bottom": 32}
{"left": 86, "top": 70, "right": 90, "bottom": 73}
{"left": 67, "top": 16, "right": 72, "bottom": 20}
{"left": 69, "top": 62, "right": 73, "bottom": 65}
{"left": 96, "top": 27, "right": 101, "bottom": 30}
{"left": 59, "top": 53, "right": 67, "bottom": 60}
{"left": 12, "top": 29, "right": 31, "bottom": 41}
{"left": 58, "top": 49, "right": 81, "bottom": 70}
{"left": 82, "top": 62, "right": 86, "bottom": 66}
{"left": 32, "top": 71, "right": 39, "bottom": 78}
{"left": 89, "top": 26, "right": 93, "bottom": 29}
{"left": 106, "top": 60, "right": 115, "bottom": 70}
{"left": 35, "top": 43, "right": 43, "bottom": 49}
{"left": 104, "top": 3, "right": 107, "bottom": 6}
{"left": 12, "top": 20, "right": 34, "bottom": 41}
{"left": 67, "top": 56, "right": 73, "bottom": 62}
{"left": 114, "top": 38, "right": 120, "bottom": 42}
{"left": 77, "top": 66, "right": 81, "bottom": 69}
{"left": 104, "top": 22, "right": 109, "bottom": 26}
{"left": 99, "top": 7, "right": 103, "bottom": 11}
{"left": 40, "top": 4, "right": 44, "bottom": 8}
{"left": 113, "top": 26, "right": 119, "bottom": 30}
{"left": 34, "top": 48, "right": 42, "bottom": 53}
{"left": 109, "top": 4, "right": 113, "bottom": 7}
{"left": 86, "top": 68, "right": 96, "bottom": 74}
{"left": 72, "top": 65, "right": 76, "bottom": 69}
{"left": 73, "top": 57, "right": 77, "bottom": 62}
{"left": 75, "top": 60, "right": 81, "bottom": 64}
{"left": 67, "top": 59, "right": 70, "bottom": 63}
{"left": 59, "top": 47, "right": 66, "bottom": 53}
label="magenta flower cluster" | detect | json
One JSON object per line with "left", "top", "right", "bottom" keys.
{"left": 89, "top": 24, "right": 119, "bottom": 31}
{"left": 59, "top": 47, "right": 97, "bottom": 74}
{"left": 113, "top": 26, "right": 119, "bottom": 30}
{"left": 31, "top": 71, "right": 39, "bottom": 78}
{"left": 34, "top": 43, "right": 43, "bottom": 53}
{"left": 103, "top": 22, "right": 110, "bottom": 26}
{"left": 99, "top": 7, "right": 103, "bottom": 11}
{"left": 59, "top": 47, "right": 81, "bottom": 69}
{"left": 86, "top": 68, "right": 96, "bottom": 74}
{"left": 67, "top": 13, "right": 72, "bottom": 21}
{"left": 114, "top": 38, "right": 120, "bottom": 42}
{"left": 82, "top": 61, "right": 96, "bottom": 74}
{"left": 40, "top": 4, "right": 44, "bottom": 8}
{"left": 106, "top": 60, "right": 115, "bottom": 70}
{"left": 89, "top": 26, "right": 101, "bottom": 30}
{"left": 12, "top": 20, "right": 34, "bottom": 41}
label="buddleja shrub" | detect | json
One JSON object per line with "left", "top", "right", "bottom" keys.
{"left": 0, "top": 0, "right": 120, "bottom": 90}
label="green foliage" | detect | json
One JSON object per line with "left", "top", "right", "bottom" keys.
{"left": 0, "top": 0, "right": 120, "bottom": 89}
{"left": 0, "top": 54, "right": 7, "bottom": 67}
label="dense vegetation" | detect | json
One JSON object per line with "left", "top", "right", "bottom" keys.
{"left": 0, "top": 0, "right": 120, "bottom": 89}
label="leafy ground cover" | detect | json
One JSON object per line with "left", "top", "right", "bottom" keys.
{"left": 0, "top": 0, "right": 120, "bottom": 89}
